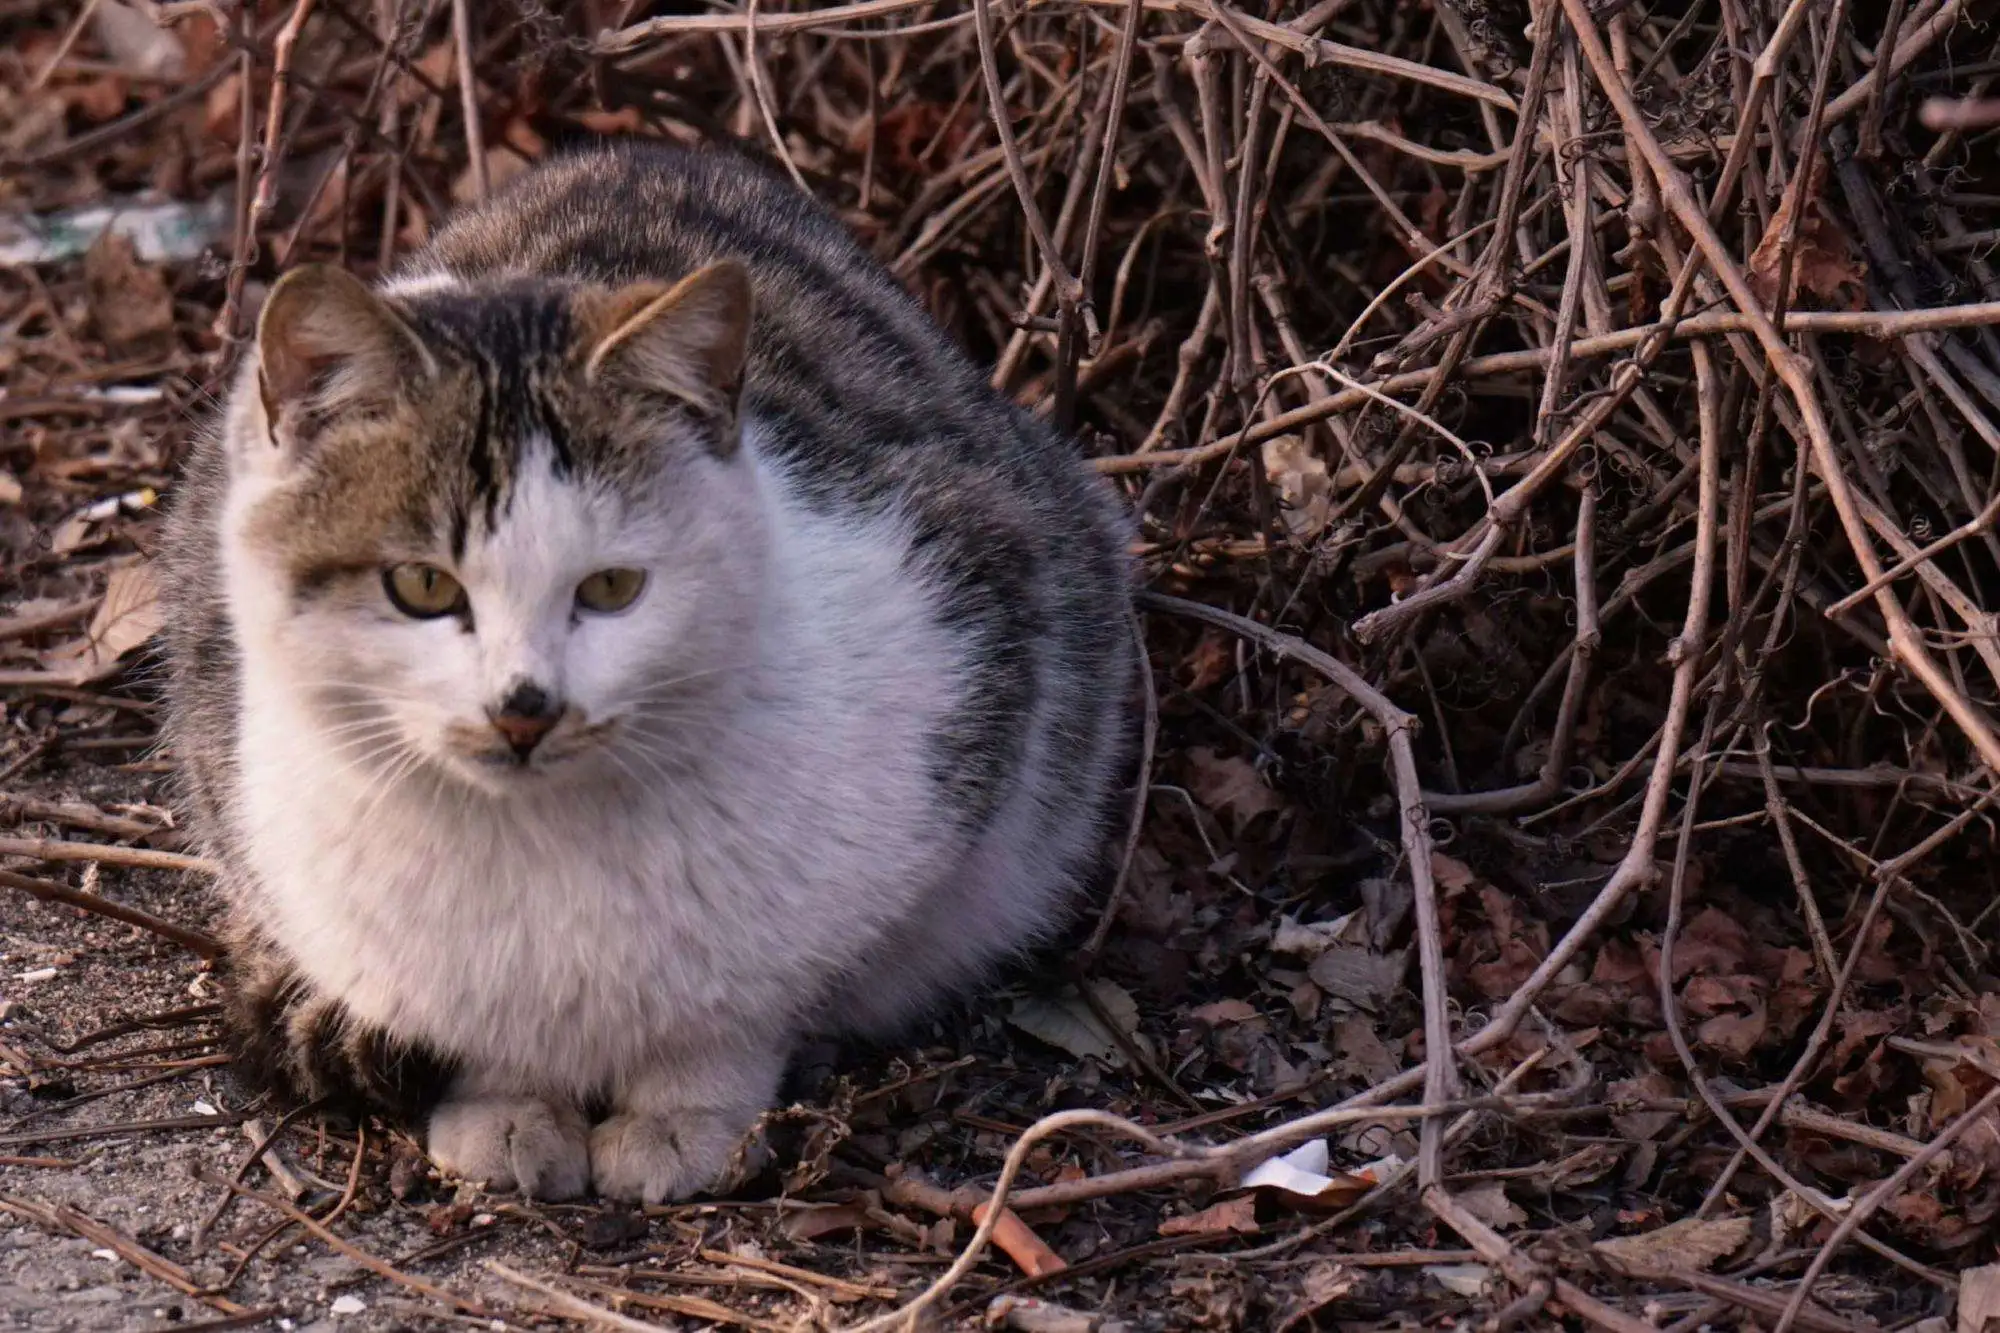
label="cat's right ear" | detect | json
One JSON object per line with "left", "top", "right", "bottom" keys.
{"left": 253, "top": 265, "right": 435, "bottom": 455}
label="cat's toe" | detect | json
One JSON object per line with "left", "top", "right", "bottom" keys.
{"left": 428, "top": 1096, "right": 590, "bottom": 1200}
{"left": 589, "top": 1110, "right": 745, "bottom": 1204}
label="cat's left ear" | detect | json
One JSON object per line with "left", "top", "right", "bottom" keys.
{"left": 578, "top": 262, "right": 753, "bottom": 456}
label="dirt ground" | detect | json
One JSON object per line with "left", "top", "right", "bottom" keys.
{"left": 0, "top": 753, "right": 1411, "bottom": 1333}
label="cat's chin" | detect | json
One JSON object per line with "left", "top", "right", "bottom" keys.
{"left": 444, "top": 748, "right": 577, "bottom": 795}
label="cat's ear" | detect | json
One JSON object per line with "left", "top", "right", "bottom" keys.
{"left": 254, "top": 264, "right": 434, "bottom": 453}
{"left": 578, "top": 262, "right": 753, "bottom": 455}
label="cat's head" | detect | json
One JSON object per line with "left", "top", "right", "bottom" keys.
{"left": 219, "top": 261, "right": 763, "bottom": 794}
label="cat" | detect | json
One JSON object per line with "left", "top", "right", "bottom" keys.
{"left": 159, "top": 141, "right": 1135, "bottom": 1203}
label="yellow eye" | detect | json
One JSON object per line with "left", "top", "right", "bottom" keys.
{"left": 576, "top": 568, "right": 646, "bottom": 614}
{"left": 383, "top": 563, "right": 466, "bottom": 618}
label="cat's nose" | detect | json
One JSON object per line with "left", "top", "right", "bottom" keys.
{"left": 489, "top": 681, "right": 561, "bottom": 757}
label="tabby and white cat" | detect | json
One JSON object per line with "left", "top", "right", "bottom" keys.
{"left": 160, "top": 143, "right": 1133, "bottom": 1202}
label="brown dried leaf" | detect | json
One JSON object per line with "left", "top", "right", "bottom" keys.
{"left": 43, "top": 563, "right": 163, "bottom": 683}
{"left": 1430, "top": 852, "right": 1477, "bottom": 893}
{"left": 1695, "top": 1006, "right": 1768, "bottom": 1060}
{"left": 1672, "top": 908, "right": 1750, "bottom": 980}
{"left": 1005, "top": 980, "right": 1140, "bottom": 1067}
{"left": 1159, "top": 1195, "right": 1260, "bottom": 1237}
{"left": 1307, "top": 947, "right": 1405, "bottom": 1013}
{"left": 1959, "top": 1263, "right": 2000, "bottom": 1332}
{"left": 1189, "top": 999, "right": 1260, "bottom": 1026}
{"left": 1749, "top": 164, "right": 1866, "bottom": 311}
{"left": 1590, "top": 937, "right": 1651, "bottom": 988}
{"left": 1456, "top": 1181, "right": 1526, "bottom": 1232}
{"left": 87, "top": 563, "right": 164, "bottom": 665}
{"left": 84, "top": 231, "right": 174, "bottom": 354}
{"left": 1187, "top": 747, "right": 1284, "bottom": 834}
{"left": 1183, "top": 632, "right": 1234, "bottom": 691}
{"left": 92, "top": 0, "right": 186, "bottom": 79}
{"left": 62, "top": 73, "right": 128, "bottom": 124}
{"left": 1608, "top": 1072, "right": 1678, "bottom": 1142}
{"left": 1261, "top": 435, "right": 1333, "bottom": 538}
{"left": 782, "top": 1203, "right": 875, "bottom": 1241}
{"left": 1594, "top": 1215, "right": 1752, "bottom": 1275}
{"left": 1329, "top": 1016, "right": 1400, "bottom": 1086}
{"left": 1272, "top": 1263, "right": 1357, "bottom": 1333}
{"left": 1464, "top": 887, "right": 1547, "bottom": 999}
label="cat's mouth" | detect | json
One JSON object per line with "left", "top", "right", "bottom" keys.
{"left": 444, "top": 717, "right": 617, "bottom": 782}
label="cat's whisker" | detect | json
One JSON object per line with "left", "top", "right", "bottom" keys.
{"left": 352, "top": 743, "right": 429, "bottom": 827}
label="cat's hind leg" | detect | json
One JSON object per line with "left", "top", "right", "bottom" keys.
{"left": 219, "top": 922, "right": 456, "bottom": 1120}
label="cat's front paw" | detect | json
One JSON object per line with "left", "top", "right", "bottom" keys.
{"left": 589, "top": 1109, "right": 749, "bottom": 1203}
{"left": 428, "top": 1095, "right": 590, "bottom": 1200}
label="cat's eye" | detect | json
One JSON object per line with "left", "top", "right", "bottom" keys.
{"left": 576, "top": 568, "right": 647, "bottom": 614}
{"left": 384, "top": 563, "right": 467, "bottom": 618}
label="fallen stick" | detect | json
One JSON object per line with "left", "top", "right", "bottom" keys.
{"left": 0, "top": 868, "right": 220, "bottom": 957}
{"left": 0, "top": 834, "right": 218, "bottom": 876}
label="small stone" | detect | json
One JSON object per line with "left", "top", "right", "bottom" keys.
{"left": 329, "top": 1295, "right": 367, "bottom": 1315}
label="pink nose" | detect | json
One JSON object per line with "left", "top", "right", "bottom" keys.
{"left": 491, "top": 711, "right": 556, "bottom": 756}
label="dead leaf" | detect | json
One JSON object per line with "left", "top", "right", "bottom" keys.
{"left": 1594, "top": 1215, "right": 1752, "bottom": 1275}
{"left": 1307, "top": 946, "right": 1406, "bottom": 1013}
{"left": 1455, "top": 1181, "right": 1526, "bottom": 1231}
{"left": 1959, "top": 1263, "right": 2000, "bottom": 1333}
{"left": 1329, "top": 1016, "right": 1400, "bottom": 1086}
{"left": 1590, "top": 937, "right": 1651, "bottom": 989}
{"left": 1607, "top": 1072, "right": 1678, "bottom": 1141}
{"left": 92, "top": 0, "right": 186, "bottom": 79}
{"left": 87, "top": 562, "right": 163, "bottom": 665}
{"left": 1430, "top": 852, "right": 1477, "bottom": 892}
{"left": 453, "top": 121, "right": 544, "bottom": 203}
{"left": 1261, "top": 435, "right": 1333, "bottom": 537}
{"left": 1189, "top": 999, "right": 1260, "bottom": 1026}
{"left": 1463, "top": 886, "right": 1547, "bottom": 999}
{"left": 1005, "top": 979, "right": 1141, "bottom": 1067}
{"left": 1672, "top": 908, "right": 1751, "bottom": 980}
{"left": 1749, "top": 157, "right": 1866, "bottom": 310}
{"left": 1187, "top": 747, "right": 1284, "bottom": 834}
{"left": 1273, "top": 1263, "right": 1357, "bottom": 1333}
{"left": 1423, "top": 1264, "right": 1490, "bottom": 1297}
{"left": 1270, "top": 912, "right": 1358, "bottom": 959}
{"left": 776, "top": 1200, "right": 872, "bottom": 1240}
{"left": 1183, "top": 632, "right": 1234, "bottom": 691}
{"left": 43, "top": 563, "right": 162, "bottom": 683}
{"left": 62, "top": 71, "right": 127, "bottom": 124}
{"left": 84, "top": 231, "right": 174, "bottom": 354}
{"left": 1696, "top": 1006, "right": 1769, "bottom": 1060}
{"left": 1159, "top": 1195, "right": 1260, "bottom": 1237}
